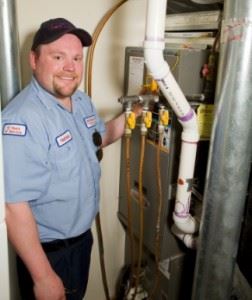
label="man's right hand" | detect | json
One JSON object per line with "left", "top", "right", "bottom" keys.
{"left": 33, "top": 271, "right": 66, "bottom": 300}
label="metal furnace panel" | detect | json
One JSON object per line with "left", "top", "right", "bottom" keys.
{"left": 118, "top": 109, "right": 182, "bottom": 260}
{"left": 123, "top": 47, "right": 209, "bottom": 98}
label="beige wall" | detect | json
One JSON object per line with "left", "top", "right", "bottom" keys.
{"left": 15, "top": 0, "right": 146, "bottom": 299}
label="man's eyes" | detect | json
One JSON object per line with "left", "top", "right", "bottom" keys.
{"left": 53, "top": 55, "right": 63, "bottom": 60}
{"left": 74, "top": 57, "right": 83, "bottom": 62}
{"left": 51, "top": 55, "right": 82, "bottom": 62}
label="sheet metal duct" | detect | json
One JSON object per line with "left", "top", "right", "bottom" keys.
{"left": 192, "top": 0, "right": 252, "bottom": 299}
{"left": 0, "top": 1, "right": 21, "bottom": 299}
{"left": 0, "top": 0, "right": 21, "bottom": 108}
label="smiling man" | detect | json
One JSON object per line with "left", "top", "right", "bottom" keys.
{"left": 30, "top": 33, "right": 84, "bottom": 110}
{"left": 1, "top": 18, "right": 137, "bottom": 300}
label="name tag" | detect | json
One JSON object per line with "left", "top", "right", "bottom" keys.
{"left": 3, "top": 123, "right": 27, "bottom": 136}
{"left": 84, "top": 115, "right": 96, "bottom": 128}
{"left": 56, "top": 130, "right": 72, "bottom": 147}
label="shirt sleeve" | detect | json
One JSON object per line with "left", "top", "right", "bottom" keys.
{"left": 2, "top": 112, "right": 51, "bottom": 203}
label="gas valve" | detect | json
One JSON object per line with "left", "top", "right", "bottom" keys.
{"left": 160, "top": 110, "right": 169, "bottom": 126}
{"left": 144, "top": 111, "right": 152, "bottom": 128}
{"left": 127, "top": 111, "right": 136, "bottom": 130}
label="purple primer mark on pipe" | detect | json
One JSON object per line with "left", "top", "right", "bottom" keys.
{"left": 178, "top": 109, "right": 194, "bottom": 122}
{"left": 174, "top": 212, "right": 190, "bottom": 218}
{"left": 174, "top": 200, "right": 190, "bottom": 218}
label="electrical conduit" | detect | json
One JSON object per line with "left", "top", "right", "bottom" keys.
{"left": 143, "top": 0, "right": 200, "bottom": 238}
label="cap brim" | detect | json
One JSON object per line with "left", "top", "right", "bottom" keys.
{"left": 69, "top": 28, "right": 92, "bottom": 47}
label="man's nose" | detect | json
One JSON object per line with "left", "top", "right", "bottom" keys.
{"left": 63, "top": 59, "right": 75, "bottom": 71}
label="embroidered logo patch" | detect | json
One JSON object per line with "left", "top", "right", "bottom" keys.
{"left": 56, "top": 130, "right": 72, "bottom": 147}
{"left": 3, "top": 123, "right": 27, "bottom": 136}
{"left": 84, "top": 115, "right": 96, "bottom": 128}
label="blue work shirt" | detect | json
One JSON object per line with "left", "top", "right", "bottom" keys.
{"left": 2, "top": 77, "right": 106, "bottom": 242}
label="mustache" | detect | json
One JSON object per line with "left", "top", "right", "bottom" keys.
{"left": 57, "top": 72, "right": 78, "bottom": 78}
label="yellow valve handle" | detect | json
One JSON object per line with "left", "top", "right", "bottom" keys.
{"left": 150, "top": 79, "right": 159, "bottom": 93}
{"left": 161, "top": 110, "right": 169, "bottom": 126}
{"left": 144, "top": 111, "right": 152, "bottom": 128}
{"left": 127, "top": 112, "right": 136, "bottom": 129}
{"left": 142, "top": 77, "right": 159, "bottom": 94}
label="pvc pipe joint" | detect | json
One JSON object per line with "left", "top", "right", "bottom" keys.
{"left": 171, "top": 224, "right": 197, "bottom": 249}
{"left": 173, "top": 212, "right": 199, "bottom": 234}
{"left": 144, "top": 48, "right": 170, "bottom": 80}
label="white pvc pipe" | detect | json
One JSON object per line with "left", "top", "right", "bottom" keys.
{"left": 173, "top": 140, "right": 199, "bottom": 234}
{"left": 145, "top": 0, "right": 167, "bottom": 41}
{"left": 144, "top": 0, "right": 200, "bottom": 237}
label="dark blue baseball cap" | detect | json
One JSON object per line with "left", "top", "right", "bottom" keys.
{"left": 31, "top": 18, "right": 92, "bottom": 50}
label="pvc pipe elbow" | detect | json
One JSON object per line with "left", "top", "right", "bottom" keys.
{"left": 171, "top": 225, "right": 197, "bottom": 249}
{"left": 144, "top": 47, "right": 170, "bottom": 80}
{"left": 183, "top": 233, "right": 197, "bottom": 249}
{"left": 180, "top": 111, "right": 199, "bottom": 142}
{"left": 182, "top": 128, "right": 200, "bottom": 143}
{"left": 173, "top": 212, "right": 199, "bottom": 234}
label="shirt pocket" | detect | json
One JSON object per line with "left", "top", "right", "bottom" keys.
{"left": 50, "top": 139, "right": 80, "bottom": 181}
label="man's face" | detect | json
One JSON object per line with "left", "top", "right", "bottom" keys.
{"left": 30, "top": 34, "right": 83, "bottom": 100}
